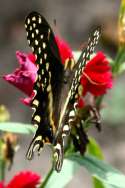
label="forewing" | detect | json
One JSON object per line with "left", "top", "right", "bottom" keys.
{"left": 53, "top": 27, "right": 101, "bottom": 172}
{"left": 70, "top": 27, "right": 101, "bottom": 101}
{"left": 25, "top": 12, "right": 64, "bottom": 159}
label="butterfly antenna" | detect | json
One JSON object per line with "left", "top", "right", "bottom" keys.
{"left": 53, "top": 18, "right": 61, "bottom": 37}
{"left": 53, "top": 19, "right": 56, "bottom": 27}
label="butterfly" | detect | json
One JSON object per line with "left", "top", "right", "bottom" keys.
{"left": 25, "top": 11, "right": 101, "bottom": 172}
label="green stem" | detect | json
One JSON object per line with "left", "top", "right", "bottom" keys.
{"left": 40, "top": 166, "right": 54, "bottom": 188}
{"left": 0, "top": 139, "right": 6, "bottom": 181}
{"left": 95, "top": 96, "right": 104, "bottom": 109}
{"left": 112, "top": 47, "right": 125, "bottom": 75}
{"left": 0, "top": 159, "right": 5, "bottom": 181}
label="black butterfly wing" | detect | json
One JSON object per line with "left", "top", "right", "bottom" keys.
{"left": 53, "top": 27, "right": 101, "bottom": 172}
{"left": 70, "top": 27, "right": 101, "bottom": 101}
{"left": 25, "top": 12, "right": 64, "bottom": 159}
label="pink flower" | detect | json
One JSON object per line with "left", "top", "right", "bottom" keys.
{"left": 4, "top": 51, "right": 37, "bottom": 96}
{"left": 80, "top": 52, "right": 112, "bottom": 96}
{"left": 3, "top": 36, "right": 74, "bottom": 105}
{"left": 0, "top": 171, "right": 40, "bottom": 188}
{"left": 3, "top": 51, "right": 37, "bottom": 105}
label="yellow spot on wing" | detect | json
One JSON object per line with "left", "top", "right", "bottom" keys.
{"left": 47, "top": 85, "right": 51, "bottom": 92}
{"left": 35, "top": 40, "right": 38, "bottom": 45}
{"left": 78, "top": 85, "right": 83, "bottom": 96}
{"left": 32, "top": 33, "right": 34, "bottom": 38}
{"left": 33, "top": 23, "right": 36, "bottom": 28}
{"left": 27, "top": 18, "right": 30, "bottom": 24}
{"left": 37, "top": 82, "right": 40, "bottom": 88}
{"left": 41, "top": 69, "right": 44, "bottom": 75}
{"left": 36, "top": 29, "right": 39, "bottom": 34}
{"left": 40, "top": 35, "right": 43, "bottom": 39}
{"left": 43, "top": 42, "right": 46, "bottom": 49}
{"left": 46, "top": 63, "right": 49, "bottom": 71}
{"left": 38, "top": 47, "right": 41, "bottom": 54}
{"left": 29, "top": 26, "right": 32, "bottom": 30}
{"left": 48, "top": 91, "right": 55, "bottom": 133}
{"left": 38, "top": 75, "right": 41, "bottom": 80}
{"left": 35, "top": 135, "right": 42, "bottom": 141}
{"left": 32, "top": 16, "right": 36, "bottom": 21}
{"left": 40, "top": 59, "right": 43, "bottom": 64}
{"left": 38, "top": 17, "right": 42, "bottom": 24}
{"left": 44, "top": 53, "right": 47, "bottom": 59}
{"left": 64, "top": 59, "right": 69, "bottom": 70}
{"left": 34, "top": 115, "right": 41, "bottom": 122}
{"left": 32, "top": 99, "right": 39, "bottom": 106}
{"left": 70, "top": 59, "right": 75, "bottom": 69}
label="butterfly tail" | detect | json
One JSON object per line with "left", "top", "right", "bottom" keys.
{"left": 53, "top": 141, "right": 64, "bottom": 172}
{"left": 26, "top": 134, "right": 44, "bottom": 160}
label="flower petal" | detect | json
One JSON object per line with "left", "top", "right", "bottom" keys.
{"left": 20, "top": 91, "right": 35, "bottom": 106}
{"left": 55, "top": 36, "right": 74, "bottom": 64}
{"left": 81, "top": 52, "right": 113, "bottom": 96}
{"left": 0, "top": 182, "right": 5, "bottom": 188}
{"left": 3, "top": 51, "right": 37, "bottom": 96}
{"left": 6, "top": 171, "right": 40, "bottom": 188}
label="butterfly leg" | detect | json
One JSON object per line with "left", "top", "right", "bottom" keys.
{"left": 71, "top": 122, "right": 89, "bottom": 155}
{"left": 87, "top": 105, "right": 101, "bottom": 131}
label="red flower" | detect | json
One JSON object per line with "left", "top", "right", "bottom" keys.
{"left": 6, "top": 171, "right": 40, "bottom": 188}
{"left": 80, "top": 52, "right": 112, "bottom": 96}
{"left": 55, "top": 36, "right": 74, "bottom": 64}
{"left": 0, "top": 182, "right": 4, "bottom": 188}
{"left": 77, "top": 97, "right": 85, "bottom": 108}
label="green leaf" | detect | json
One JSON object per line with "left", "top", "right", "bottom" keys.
{"left": 0, "top": 122, "right": 36, "bottom": 134}
{"left": 68, "top": 154, "right": 125, "bottom": 188}
{"left": 112, "top": 47, "right": 125, "bottom": 75}
{"left": 42, "top": 160, "right": 79, "bottom": 188}
{"left": 87, "top": 137, "right": 104, "bottom": 160}
{"left": 93, "top": 178, "right": 105, "bottom": 188}
{"left": 87, "top": 138, "right": 105, "bottom": 188}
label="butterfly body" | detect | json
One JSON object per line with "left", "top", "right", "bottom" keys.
{"left": 25, "top": 11, "right": 101, "bottom": 172}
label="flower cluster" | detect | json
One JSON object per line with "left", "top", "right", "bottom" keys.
{"left": 3, "top": 36, "right": 112, "bottom": 107}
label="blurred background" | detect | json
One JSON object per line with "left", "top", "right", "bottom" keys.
{"left": 1, "top": 0, "right": 125, "bottom": 187}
